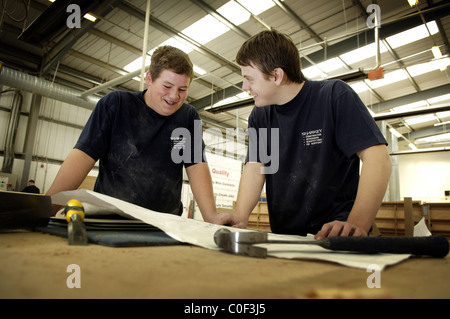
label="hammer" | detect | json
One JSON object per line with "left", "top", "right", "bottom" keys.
{"left": 214, "top": 228, "right": 449, "bottom": 258}
{"left": 64, "top": 199, "right": 88, "bottom": 246}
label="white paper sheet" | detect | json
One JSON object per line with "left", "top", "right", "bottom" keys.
{"left": 414, "top": 217, "right": 432, "bottom": 237}
{"left": 51, "top": 189, "right": 411, "bottom": 270}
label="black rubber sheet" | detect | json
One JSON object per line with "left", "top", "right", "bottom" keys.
{"left": 35, "top": 217, "right": 184, "bottom": 247}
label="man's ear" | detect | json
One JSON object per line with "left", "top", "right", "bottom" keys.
{"left": 145, "top": 71, "right": 152, "bottom": 86}
{"left": 272, "top": 68, "right": 285, "bottom": 86}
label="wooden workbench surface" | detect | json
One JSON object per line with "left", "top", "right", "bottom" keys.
{"left": 1, "top": 230, "right": 449, "bottom": 299}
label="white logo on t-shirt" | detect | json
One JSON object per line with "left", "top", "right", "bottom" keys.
{"left": 302, "top": 129, "right": 323, "bottom": 146}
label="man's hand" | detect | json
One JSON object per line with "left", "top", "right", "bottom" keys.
{"left": 314, "top": 221, "right": 367, "bottom": 240}
{"left": 208, "top": 213, "right": 247, "bottom": 229}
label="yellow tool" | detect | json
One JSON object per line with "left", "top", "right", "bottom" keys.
{"left": 64, "top": 199, "right": 88, "bottom": 245}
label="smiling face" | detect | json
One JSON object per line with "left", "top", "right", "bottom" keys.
{"left": 144, "top": 69, "right": 190, "bottom": 116}
{"left": 241, "top": 64, "right": 278, "bottom": 107}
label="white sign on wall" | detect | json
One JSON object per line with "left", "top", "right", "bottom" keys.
{"left": 206, "top": 152, "right": 242, "bottom": 209}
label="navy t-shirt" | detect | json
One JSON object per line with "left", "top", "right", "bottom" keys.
{"left": 246, "top": 80, "right": 387, "bottom": 235}
{"left": 75, "top": 90, "right": 206, "bottom": 215}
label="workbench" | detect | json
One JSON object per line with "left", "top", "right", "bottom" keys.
{"left": 1, "top": 230, "right": 449, "bottom": 301}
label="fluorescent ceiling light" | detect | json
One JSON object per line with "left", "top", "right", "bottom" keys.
{"left": 124, "top": 38, "right": 204, "bottom": 76}
{"left": 124, "top": 57, "right": 148, "bottom": 73}
{"left": 181, "top": 0, "right": 275, "bottom": 46}
{"left": 428, "top": 93, "right": 450, "bottom": 104}
{"left": 407, "top": 0, "right": 419, "bottom": 7}
{"left": 389, "top": 128, "right": 403, "bottom": 138}
{"left": 124, "top": 57, "right": 206, "bottom": 77}
{"left": 392, "top": 100, "right": 427, "bottom": 112}
{"left": 361, "top": 56, "right": 450, "bottom": 91}
{"left": 436, "top": 111, "right": 450, "bottom": 120}
{"left": 340, "top": 21, "right": 438, "bottom": 65}
{"left": 212, "top": 91, "right": 251, "bottom": 108}
{"left": 437, "top": 57, "right": 450, "bottom": 71}
{"left": 161, "top": 38, "right": 193, "bottom": 54}
{"left": 236, "top": 0, "right": 275, "bottom": 15}
{"left": 415, "top": 133, "right": 450, "bottom": 145}
{"left": 237, "top": 92, "right": 251, "bottom": 99}
{"left": 123, "top": 0, "right": 276, "bottom": 80}
{"left": 183, "top": 15, "right": 230, "bottom": 44}
{"left": 430, "top": 47, "right": 449, "bottom": 70}
{"left": 83, "top": 13, "right": 97, "bottom": 22}
{"left": 319, "top": 57, "right": 347, "bottom": 73}
{"left": 302, "top": 65, "right": 326, "bottom": 79}
{"left": 385, "top": 21, "right": 438, "bottom": 49}
{"left": 303, "top": 57, "right": 347, "bottom": 79}
{"left": 193, "top": 65, "right": 207, "bottom": 76}
{"left": 217, "top": 1, "right": 250, "bottom": 25}
{"left": 407, "top": 58, "right": 450, "bottom": 76}
{"left": 365, "top": 69, "right": 407, "bottom": 88}
{"left": 404, "top": 114, "right": 437, "bottom": 126}
{"left": 434, "top": 120, "right": 450, "bottom": 126}
{"left": 213, "top": 96, "right": 239, "bottom": 107}
{"left": 340, "top": 42, "right": 387, "bottom": 65}
{"left": 432, "top": 46, "right": 443, "bottom": 59}
{"left": 349, "top": 82, "right": 368, "bottom": 94}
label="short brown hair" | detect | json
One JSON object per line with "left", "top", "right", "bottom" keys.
{"left": 149, "top": 46, "right": 194, "bottom": 83}
{"left": 236, "top": 29, "right": 305, "bottom": 83}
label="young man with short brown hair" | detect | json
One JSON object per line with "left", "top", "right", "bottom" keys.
{"left": 231, "top": 30, "right": 392, "bottom": 239}
{"left": 47, "top": 46, "right": 221, "bottom": 223}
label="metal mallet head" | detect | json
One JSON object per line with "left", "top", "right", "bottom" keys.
{"left": 214, "top": 228, "right": 268, "bottom": 258}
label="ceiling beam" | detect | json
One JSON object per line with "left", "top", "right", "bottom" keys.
{"left": 371, "top": 83, "right": 450, "bottom": 113}
{"left": 88, "top": 28, "right": 142, "bottom": 56}
{"left": 40, "top": 0, "right": 122, "bottom": 76}
{"left": 118, "top": 1, "right": 241, "bottom": 74}
{"left": 408, "top": 125, "right": 450, "bottom": 140}
{"left": 300, "top": 1, "right": 450, "bottom": 69}
{"left": 272, "top": 0, "right": 323, "bottom": 44}
{"left": 190, "top": 82, "right": 244, "bottom": 111}
{"left": 374, "top": 104, "right": 450, "bottom": 121}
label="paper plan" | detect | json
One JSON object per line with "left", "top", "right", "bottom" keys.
{"left": 51, "top": 189, "right": 411, "bottom": 270}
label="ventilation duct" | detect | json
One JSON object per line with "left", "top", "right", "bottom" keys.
{"left": 0, "top": 66, "right": 99, "bottom": 110}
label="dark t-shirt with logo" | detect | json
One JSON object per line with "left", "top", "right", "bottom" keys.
{"left": 246, "top": 80, "right": 387, "bottom": 235}
{"left": 75, "top": 90, "right": 205, "bottom": 215}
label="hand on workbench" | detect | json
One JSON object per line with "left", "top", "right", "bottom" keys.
{"left": 314, "top": 221, "right": 368, "bottom": 240}
{"left": 209, "top": 213, "right": 247, "bottom": 229}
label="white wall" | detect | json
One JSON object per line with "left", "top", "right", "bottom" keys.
{"left": 0, "top": 156, "right": 98, "bottom": 193}
{"left": 397, "top": 151, "right": 450, "bottom": 202}
{"left": 1, "top": 88, "right": 92, "bottom": 191}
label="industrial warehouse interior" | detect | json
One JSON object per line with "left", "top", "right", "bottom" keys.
{"left": 0, "top": 0, "right": 449, "bottom": 301}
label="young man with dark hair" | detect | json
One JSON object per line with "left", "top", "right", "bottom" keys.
{"left": 47, "top": 46, "right": 223, "bottom": 223}
{"left": 230, "top": 30, "right": 392, "bottom": 239}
